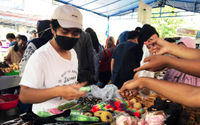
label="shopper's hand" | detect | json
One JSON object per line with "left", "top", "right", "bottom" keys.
{"left": 120, "top": 89, "right": 138, "bottom": 100}
{"left": 119, "top": 78, "right": 143, "bottom": 94}
{"left": 59, "top": 84, "right": 86, "bottom": 100}
{"left": 146, "top": 38, "right": 171, "bottom": 55}
{"left": 134, "top": 55, "right": 170, "bottom": 72}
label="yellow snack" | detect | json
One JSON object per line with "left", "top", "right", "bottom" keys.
{"left": 130, "top": 98, "right": 137, "bottom": 104}
{"left": 94, "top": 111, "right": 104, "bottom": 117}
{"left": 84, "top": 112, "right": 93, "bottom": 116}
{"left": 134, "top": 103, "right": 142, "bottom": 109}
{"left": 100, "top": 111, "right": 113, "bottom": 122}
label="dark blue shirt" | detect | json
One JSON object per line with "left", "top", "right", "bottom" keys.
{"left": 111, "top": 41, "right": 143, "bottom": 88}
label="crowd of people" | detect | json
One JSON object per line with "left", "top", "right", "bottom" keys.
{"left": 4, "top": 33, "right": 28, "bottom": 65}
{"left": 2, "top": 4, "right": 200, "bottom": 115}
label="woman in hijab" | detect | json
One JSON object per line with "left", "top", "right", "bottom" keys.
{"left": 163, "top": 37, "right": 200, "bottom": 86}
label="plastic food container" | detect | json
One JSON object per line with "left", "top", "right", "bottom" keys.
{"left": 0, "top": 94, "right": 19, "bottom": 110}
{"left": 4, "top": 70, "right": 19, "bottom": 76}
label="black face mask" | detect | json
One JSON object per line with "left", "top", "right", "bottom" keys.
{"left": 18, "top": 45, "right": 26, "bottom": 50}
{"left": 55, "top": 35, "right": 78, "bottom": 51}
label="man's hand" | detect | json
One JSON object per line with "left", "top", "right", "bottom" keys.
{"left": 19, "top": 82, "right": 87, "bottom": 104}
{"left": 72, "top": 81, "right": 88, "bottom": 89}
{"left": 134, "top": 55, "right": 171, "bottom": 72}
{"left": 59, "top": 84, "right": 86, "bottom": 100}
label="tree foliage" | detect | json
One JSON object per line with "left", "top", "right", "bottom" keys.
{"left": 151, "top": 6, "right": 185, "bottom": 38}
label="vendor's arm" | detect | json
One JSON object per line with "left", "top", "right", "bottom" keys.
{"left": 119, "top": 77, "right": 200, "bottom": 107}
{"left": 134, "top": 55, "right": 200, "bottom": 77}
{"left": 148, "top": 38, "right": 200, "bottom": 60}
{"left": 20, "top": 84, "right": 86, "bottom": 103}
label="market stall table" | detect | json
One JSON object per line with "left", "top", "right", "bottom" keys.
{"left": 0, "top": 75, "right": 21, "bottom": 123}
{"left": 0, "top": 75, "right": 21, "bottom": 90}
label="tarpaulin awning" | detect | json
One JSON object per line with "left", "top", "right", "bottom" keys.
{"left": 55, "top": 0, "right": 200, "bottom": 17}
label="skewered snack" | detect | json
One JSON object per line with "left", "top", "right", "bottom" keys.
{"left": 58, "top": 101, "right": 76, "bottom": 111}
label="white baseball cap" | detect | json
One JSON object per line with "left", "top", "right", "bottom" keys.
{"left": 52, "top": 5, "right": 83, "bottom": 29}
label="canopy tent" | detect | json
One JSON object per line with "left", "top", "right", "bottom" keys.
{"left": 55, "top": 0, "right": 200, "bottom": 18}
{"left": 0, "top": 0, "right": 199, "bottom": 34}
{"left": 0, "top": 0, "right": 199, "bottom": 27}
{"left": 55, "top": 0, "right": 200, "bottom": 36}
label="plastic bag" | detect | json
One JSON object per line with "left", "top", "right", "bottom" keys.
{"left": 88, "top": 84, "right": 122, "bottom": 101}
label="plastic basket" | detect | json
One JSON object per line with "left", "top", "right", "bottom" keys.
{"left": 0, "top": 94, "right": 19, "bottom": 110}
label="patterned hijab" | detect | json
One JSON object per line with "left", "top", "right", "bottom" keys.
{"left": 177, "top": 37, "right": 196, "bottom": 48}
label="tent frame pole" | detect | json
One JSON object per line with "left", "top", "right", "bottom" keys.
{"left": 106, "top": 16, "right": 110, "bottom": 37}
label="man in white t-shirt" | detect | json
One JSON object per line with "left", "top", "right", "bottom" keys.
{"left": 19, "top": 5, "right": 86, "bottom": 115}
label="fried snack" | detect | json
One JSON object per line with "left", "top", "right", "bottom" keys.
{"left": 0, "top": 63, "right": 19, "bottom": 73}
{"left": 140, "top": 88, "right": 150, "bottom": 95}
{"left": 183, "top": 106, "right": 200, "bottom": 124}
{"left": 10, "top": 63, "right": 19, "bottom": 70}
{"left": 121, "top": 88, "right": 171, "bottom": 109}
{"left": 122, "top": 93, "right": 156, "bottom": 108}
{"left": 0, "top": 67, "right": 13, "bottom": 73}
{"left": 130, "top": 98, "right": 137, "bottom": 104}
{"left": 134, "top": 103, "right": 142, "bottom": 109}
{"left": 120, "top": 89, "right": 138, "bottom": 100}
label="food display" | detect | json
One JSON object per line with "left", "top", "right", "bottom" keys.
{"left": 183, "top": 106, "right": 200, "bottom": 125}
{"left": 37, "top": 96, "right": 102, "bottom": 117}
{"left": 2, "top": 84, "right": 198, "bottom": 125}
{"left": 91, "top": 98, "right": 145, "bottom": 118}
{"left": 0, "top": 62, "right": 19, "bottom": 75}
{"left": 120, "top": 89, "right": 187, "bottom": 125}
{"left": 15, "top": 89, "right": 183, "bottom": 124}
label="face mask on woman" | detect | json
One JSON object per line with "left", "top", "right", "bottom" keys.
{"left": 18, "top": 43, "right": 26, "bottom": 50}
